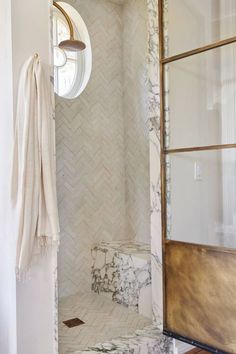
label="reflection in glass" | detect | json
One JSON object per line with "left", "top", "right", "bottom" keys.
{"left": 53, "top": 11, "right": 78, "bottom": 97}
{"left": 166, "top": 149, "right": 236, "bottom": 248}
{"left": 54, "top": 46, "right": 67, "bottom": 67}
{"left": 165, "top": 43, "right": 236, "bottom": 149}
{"left": 164, "top": 0, "right": 236, "bottom": 57}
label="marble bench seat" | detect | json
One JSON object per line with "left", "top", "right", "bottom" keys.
{"left": 91, "top": 241, "right": 152, "bottom": 318}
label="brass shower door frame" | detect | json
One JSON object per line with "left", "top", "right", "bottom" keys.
{"left": 158, "top": 1, "right": 236, "bottom": 353}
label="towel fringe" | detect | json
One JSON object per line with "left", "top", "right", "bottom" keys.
{"left": 37, "top": 236, "right": 60, "bottom": 253}
{"left": 16, "top": 267, "right": 31, "bottom": 282}
{"left": 16, "top": 239, "right": 59, "bottom": 282}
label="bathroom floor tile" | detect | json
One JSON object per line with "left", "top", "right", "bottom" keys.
{"left": 59, "top": 290, "right": 151, "bottom": 353}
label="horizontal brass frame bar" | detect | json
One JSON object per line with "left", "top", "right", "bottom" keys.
{"left": 164, "top": 143, "right": 236, "bottom": 154}
{"left": 161, "top": 35, "right": 236, "bottom": 64}
{"left": 166, "top": 239, "right": 236, "bottom": 255}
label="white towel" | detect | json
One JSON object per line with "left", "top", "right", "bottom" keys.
{"left": 11, "top": 55, "right": 60, "bottom": 277}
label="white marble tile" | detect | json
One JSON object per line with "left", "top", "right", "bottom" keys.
{"left": 148, "top": 0, "right": 164, "bottom": 329}
{"left": 91, "top": 242, "right": 151, "bottom": 316}
{"left": 59, "top": 291, "right": 152, "bottom": 353}
{"left": 73, "top": 325, "right": 173, "bottom": 354}
{"left": 138, "top": 285, "right": 152, "bottom": 319}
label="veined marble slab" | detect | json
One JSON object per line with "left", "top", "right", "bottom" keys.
{"left": 93, "top": 241, "right": 150, "bottom": 258}
{"left": 73, "top": 325, "right": 173, "bottom": 354}
{"left": 91, "top": 241, "right": 152, "bottom": 317}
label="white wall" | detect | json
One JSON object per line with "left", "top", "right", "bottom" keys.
{"left": 12, "top": 1, "right": 56, "bottom": 353}
{"left": 0, "top": 0, "right": 17, "bottom": 353}
{"left": 0, "top": 1, "right": 57, "bottom": 353}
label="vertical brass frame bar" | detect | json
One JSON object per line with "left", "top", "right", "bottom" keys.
{"left": 158, "top": 0, "right": 167, "bottom": 327}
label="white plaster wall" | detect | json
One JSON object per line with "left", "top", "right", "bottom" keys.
{"left": 9, "top": 1, "right": 56, "bottom": 354}
{"left": 0, "top": 1, "right": 17, "bottom": 353}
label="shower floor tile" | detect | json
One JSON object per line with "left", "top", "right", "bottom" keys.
{"left": 59, "top": 290, "right": 151, "bottom": 353}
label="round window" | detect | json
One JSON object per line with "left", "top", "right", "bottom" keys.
{"left": 53, "top": 2, "right": 92, "bottom": 99}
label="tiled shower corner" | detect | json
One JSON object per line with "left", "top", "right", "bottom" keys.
{"left": 59, "top": 241, "right": 172, "bottom": 354}
{"left": 57, "top": 0, "right": 170, "bottom": 351}
{"left": 59, "top": 289, "right": 172, "bottom": 354}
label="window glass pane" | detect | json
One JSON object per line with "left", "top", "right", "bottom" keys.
{"left": 166, "top": 149, "right": 236, "bottom": 248}
{"left": 57, "top": 17, "right": 69, "bottom": 43}
{"left": 164, "top": 0, "right": 236, "bottom": 57}
{"left": 165, "top": 43, "right": 236, "bottom": 149}
{"left": 53, "top": 12, "right": 78, "bottom": 97}
{"left": 57, "top": 61, "right": 77, "bottom": 97}
{"left": 67, "top": 52, "right": 77, "bottom": 60}
{"left": 52, "top": 4, "right": 92, "bottom": 99}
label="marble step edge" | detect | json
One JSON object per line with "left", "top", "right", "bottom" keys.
{"left": 72, "top": 325, "right": 173, "bottom": 354}
{"left": 92, "top": 242, "right": 151, "bottom": 262}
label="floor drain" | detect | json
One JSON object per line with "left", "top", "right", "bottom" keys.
{"left": 63, "top": 318, "right": 85, "bottom": 328}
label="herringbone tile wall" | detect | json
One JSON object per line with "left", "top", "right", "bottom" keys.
{"left": 56, "top": 0, "right": 150, "bottom": 298}
{"left": 123, "top": 0, "right": 150, "bottom": 243}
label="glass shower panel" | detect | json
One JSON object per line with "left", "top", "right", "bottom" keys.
{"left": 163, "top": 0, "right": 236, "bottom": 57}
{"left": 166, "top": 149, "right": 236, "bottom": 248}
{"left": 165, "top": 43, "right": 236, "bottom": 149}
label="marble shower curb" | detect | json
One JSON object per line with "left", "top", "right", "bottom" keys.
{"left": 73, "top": 326, "right": 173, "bottom": 354}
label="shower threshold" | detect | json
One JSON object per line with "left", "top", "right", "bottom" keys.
{"left": 59, "top": 290, "right": 152, "bottom": 353}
